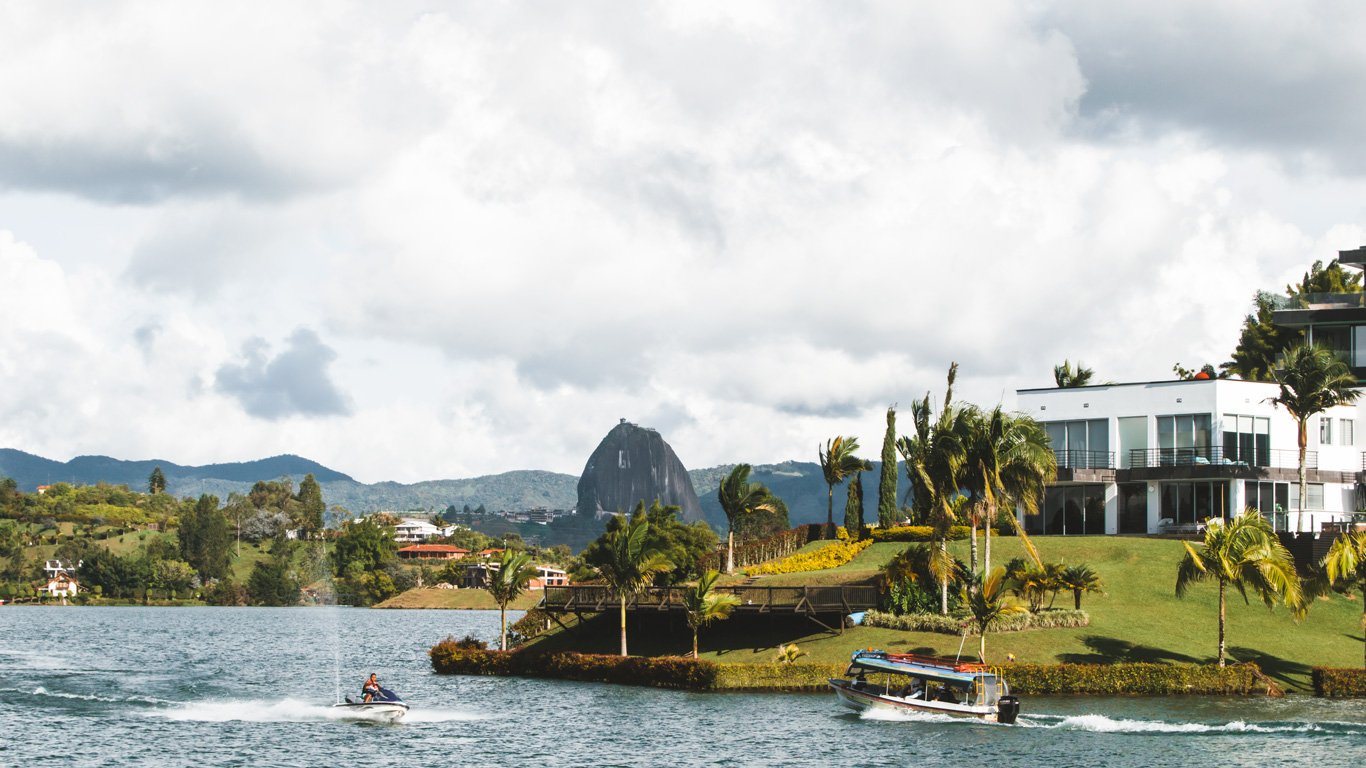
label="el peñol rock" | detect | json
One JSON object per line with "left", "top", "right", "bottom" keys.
{"left": 576, "top": 420, "right": 704, "bottom": 523}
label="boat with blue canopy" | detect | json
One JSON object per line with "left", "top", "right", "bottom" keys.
{"left": 828, "top": 650, "right": 1020, "bottom": 724}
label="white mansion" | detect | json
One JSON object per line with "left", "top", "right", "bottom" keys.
{"left": 1017, "top": 377, "right": 1362, "bottom": 536}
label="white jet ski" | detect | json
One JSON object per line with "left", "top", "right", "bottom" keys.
{"left": 332, "top": 685, "right": 409, "bottom": 722}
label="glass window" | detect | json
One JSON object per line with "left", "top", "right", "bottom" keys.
{"left": 1320, "top": 417, "right": 1333, "bottom": 445}
{"left": 1354, "top": 325, "right": 1366, "bottom": 368}
{"left": 1342, "top": 419, "right": 1355, "bottom": 447}
{"left": 1289, "top": 483, "right": 1325, "bottom": 511}
{"left": 1118, "top": 483, "right": 1147, "bottom": 534}
{"left": 1041, "top": 485, "right": 1105, "bottom": 535}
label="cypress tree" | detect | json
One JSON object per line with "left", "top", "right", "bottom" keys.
{"left": 877, "top": 406, "right": 898, "bottom": 528}
{"left": 297, "top": 474, "right": 325, "bottom": 536}
{"left": 843, "top": 473, "right": 865, "bottom": 541}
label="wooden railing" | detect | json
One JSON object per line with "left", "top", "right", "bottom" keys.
{"left": 540, "top": 584, "right": 879, "bottom": 615}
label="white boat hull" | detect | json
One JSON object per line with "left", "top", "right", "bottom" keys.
{"left": 829, "top": 679, "right": 1001, "bottom": 722}
{"left": 330, "top": 701, "right": 409, "bottom": 722}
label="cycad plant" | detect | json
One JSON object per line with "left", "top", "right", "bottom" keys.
{"left": 962, "top": 566, "right": 1027, "bottom": 662}
{"left": 1176, "top": 512, "right": 1304, "bottom": 666}
{"left": 1270, "top": 343, "right": 1360, "bottom": 533}
{"left": 594, "top": 514, "right": 673, "bottom": 657}
{"left": 682, "top": 570, "right": 741, "bottom": 658}
{"left": 1058, "top": 564, "right": 1104, "bottom": 610}
{"left": 485, "top": 549, "right": 538, "bottom": 651}
{"left": 1320, "top": 531, "right": 1366, "bottom": 667}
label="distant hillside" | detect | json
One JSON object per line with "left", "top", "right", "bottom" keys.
{"left": 0, "top": 448, "right": 896, "bottom": 529}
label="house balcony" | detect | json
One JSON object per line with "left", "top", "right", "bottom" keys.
{"left": 1052, "top": 449, "right": 1115, "bottom": 483}
{"left": 1122, "top": 446, "right": 1334, "bottom": 483}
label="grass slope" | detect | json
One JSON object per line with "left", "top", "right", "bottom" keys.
{"left": 532, "top": 535, "right": 1365, "bottom": 692}
{"left": 375, "top": 587, "right": 542, "bottom": 610}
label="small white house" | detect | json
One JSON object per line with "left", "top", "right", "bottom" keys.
{"left": 44, "top": 572, "right": 79, "bottom": 598}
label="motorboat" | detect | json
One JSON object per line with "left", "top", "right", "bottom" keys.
{"left": 829, "top": 650, "right": 1020, "bottom": 724}
{"left": 332, "top": 686, "right": 409, "bottom": 722}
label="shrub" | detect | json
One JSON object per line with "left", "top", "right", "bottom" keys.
{"left": 862, "top": 609, "right": 1089, "bottom": 634}
{"left": 508, "top": 608, "right": 550, "bottom": 646}
{"left": 428, "top": 642, "right": 718, "bottom": 690}
{"left": 713, "top": 662, "right": 845, "bottom": 691}
{"left": 1312, "top": 667, "right": 1366, "bottom": 697}
{"left": 746, "top": 539, "right": 873, "bottom": 576}
{"left": 1002, "top": 662, "right": 1276, "bottom": 696}
{"left": 871, "top": 526, "right": 971, "bottom": 543}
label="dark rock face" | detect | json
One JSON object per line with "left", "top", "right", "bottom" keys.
{"left": 576, "top": 420, "right": 704, "bottom": 523}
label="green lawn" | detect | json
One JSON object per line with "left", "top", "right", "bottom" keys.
{"left": 375, "top": 587, "right": 542, "bottom": 610}
{"left": 533, "top": 535, "right": 1365, "bottom": 693}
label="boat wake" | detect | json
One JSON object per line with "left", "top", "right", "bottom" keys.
{"left": 858, "top": 708, "right": 964, "bottom": 725}
{"left": 1016, "top": 713, "right": 1366, "bottom": 736}
{"left": 10, "top": 685, "right": 172, "bottom": 706}
{"left": 147, "top": 698, "right": 488, "bottom": 724}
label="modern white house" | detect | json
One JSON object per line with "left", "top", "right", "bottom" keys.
{"left": 392, "top": 518, "right": 456, "bottom": 542}
{"left": 1016, "top": 377, "right": 1363, "bottom": 535}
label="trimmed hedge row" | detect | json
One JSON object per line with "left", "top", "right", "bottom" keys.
{"left": 746, "top": 538, "right": 873, "bottom": 576}
{"left": 1002, "top": 662, "right": 1280, "bottom": 696}
{"left": 870, "top": 525, "right": 973, "bottom": 543}
{"left": 713, "top": 663, "right": 846, "bottom": 692}
{"left": 861, "top": 609, "right": 1090, "bottom": 634}
{"left": 1312, "top": 667, "right": 1366, "bottom": 697}
{"left": 429, "top": 639, "right": 717, "bottom": 689}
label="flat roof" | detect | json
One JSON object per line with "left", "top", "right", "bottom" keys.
{"left": 1015, "top": 378, "right": 1252, "bottom": 395}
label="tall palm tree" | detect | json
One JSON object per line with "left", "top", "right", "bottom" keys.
{"left": 1175, "top": 513, "right": 1304, "bottom": 666}
{"left": 682, "top": 569, "right": 740, "bottom": 658}
{"left": 1270, "top": 343, "right": 1361, "bottom": 533}
{"left": 1321, "top": 530, "right": 1366, "bottom": 667}
{"left": 897, "top": 363, "right": 969, "bottom": 614}
{"left": 594, "top": 514, "right": 673, "bottom": 657}
{"left": 819, "top": 436, "right": 868, "bottom": 539}
{"left": 717, "top": 464, "right": 778, "bottom": 574}
{"left": 962, "top": 566, "right": 1027, "bottom": 662}
{"left": 988, "top": 412, "right": 1055, "bottom": 575}
{"left": 1053, "top": 360, "right": 1095, "bottom": 388}
{"left": 1058, "top": 564, "right": 1104, "bottom": 610}
{"left": 485, "top": 549, "right": 538, "bottom": 651}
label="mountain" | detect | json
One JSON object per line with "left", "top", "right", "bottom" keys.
{"left": 576, "top": 420, "right": 704, "bottom": 524}
{"left": 690, "top": 460, "right": 892, "bottom": 531}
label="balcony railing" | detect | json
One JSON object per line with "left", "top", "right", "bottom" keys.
{"left": 1127, "top": 446, "right": 1316, "bottom": 471}
{"left": 1053, "top": 449, "right": 1114, "bottom": 470}
{"left": 1269, "top": 292, "right": 1366, "bottom": 310}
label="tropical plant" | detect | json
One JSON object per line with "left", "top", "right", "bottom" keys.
{"left": 1058, "top": 564, "right": 1104, "bottom": 610}
{"left": 1320, "top": 531, "right": 1366, "bottom": 667}
{"left": 962, "top": 566, "right": 1027, "bottom": 662}
{"left": 957, "top": 405, "right": 1054, "bottom": 576}
{"left": 1269, "top": 343, "right": 1361, "bottom": 533}
{"left": 774, "top": 643, "right": 806, "bottom": 664}
{"left": 897, "top": 363, "right": 970, "bottom": 614}
{"left": 1004, "top": 559, "right": 1059, "bottom": 613}
{"left": 682, "top": 570, "right": 740, "bottom": 658}
{"left": 842, "top": 473, "right": 866, "bottom": 541}
{"left": 880, "top": 543, "right": 965, "bottom": 615}
{"left": 1052, "top": 360, "right": 1094, "bottom": 388}
{"left": 818, "top": 436, "right": 868, "bottom": 539}
{"left": 877, "top": 406, "right": 899, "bottom": 528}
{"left": 717, "top": 465, "right": 777, "bottom": 574}
{"left": 593, "top": 514, "right": 673, "bottom": 656}
{"left": 486, "top": 549, "right": 538, "bottom": 651}
{"left": 1175, "top": 512, "right": 1304, "bottom": 667}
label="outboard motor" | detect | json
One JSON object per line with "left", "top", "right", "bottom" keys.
{"left": 996, "top": 695, "right": 1021, "bottom": 725}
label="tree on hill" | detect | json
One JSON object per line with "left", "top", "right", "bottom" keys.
{"left": 331, "top": 518, "right": 396, "bottom": 578}
{"left": 297, "top": 474, "right": 325, "bottom": 537}
{"left": 682, "top": 569, "right": 739, "bottom": 658}
{"left": 1270, "top": 343, "right": 1361, "bottom": 533}
{"left": 1058, "top": 564, "right": 1104, "bottom": 610}
{"left": 717, "top": 465, "right": 777, "bottom": 574}
{"left": 582, "top": 501, "right": 714, "bottom": 586}
{"left": 962, "top": 566, "right": 1025, "bottom": 662}
{"left": 733, "top": 495, "right": 789, "bottom": 542}
{"left": 877, "top": 406, "right": 899, "bottom": 529}
{"left": 247, "top": 554, "right": 300, "bottom": 606}
{"left": 178, "top": 494, "right": 230, "bottom": 581}
{"left": 591, "top": 513, "right": 671, "bottom": 656}
{"left": 819, "top": 436, "right": 867, "bottom": 539}
{"left": 842, "top": 472, "right": 866, "bottom": 540}
{"left": 1176, "top": 513, "right": 1303, "bottom": 667}
{"left": 1224, "top": 260, "right": 1361, "bottom": 381}
{"left": 147, "top": 466, "right": 166, "bottom": 495}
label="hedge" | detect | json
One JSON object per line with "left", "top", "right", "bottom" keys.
{"left": 713, "top": 663, "right": 846, "bottom": 692}
{"left": 871, "top": 525, "right": 973, "bottom": 543}
{"left": 1312, "top": 667, "right": 1366, "bottom": 697}
{"left": 1001, "top": 662, "right": 1281, "bottom": 696}
{"left": 746, "top": 539, "right": 873, "bottom": 576}
{"left": 861, "top": 609, "right": 1090, "bottom": 634}
{"left": 429, "top": 639, "right": 717, "bottom": 690}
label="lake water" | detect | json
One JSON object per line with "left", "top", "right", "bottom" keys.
{"left": 2, "top": 606, "right": 1364, "bottom": 767}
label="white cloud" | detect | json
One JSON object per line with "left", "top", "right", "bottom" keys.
{"left": 1, "top": 3, "right": 1365, "bottom": 483}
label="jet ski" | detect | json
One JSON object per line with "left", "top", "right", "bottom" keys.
{"left": 332, "top": 685, "right": 409, "bottom": 722}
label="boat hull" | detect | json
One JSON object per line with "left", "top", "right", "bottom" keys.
{"left": 330, "top": 702, "right": 409, "bottom": 722}
{"left": 828, "top": 679, "right": 1002, "bottom": 723}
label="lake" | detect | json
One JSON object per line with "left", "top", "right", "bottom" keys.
{"left": 2, "top": 606, "right": 1363, "bottom": 767}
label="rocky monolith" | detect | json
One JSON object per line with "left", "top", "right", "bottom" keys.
{"left": 576, "top": 420, "right": 704, "bottom": 523}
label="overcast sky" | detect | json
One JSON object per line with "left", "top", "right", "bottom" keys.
{"left": 2, "top": 1, "right": 1364, "bottom": 483}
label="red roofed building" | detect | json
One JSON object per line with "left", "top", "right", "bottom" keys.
{"left": 396, "top": 544, "right": 469, "bottom": 561}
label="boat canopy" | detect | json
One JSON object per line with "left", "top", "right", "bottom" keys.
{"left": 846, "top": 651, "right": 993, "bottom": 685}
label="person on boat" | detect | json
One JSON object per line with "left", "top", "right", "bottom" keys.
{"left": 361, "top": 673, "right": 380, "bottom": 703}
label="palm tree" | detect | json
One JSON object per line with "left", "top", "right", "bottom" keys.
{"left": 594, "top": 514, "right": 673, "bottom": 657}
{"left": 1270, "top": 343, "right": 1361, "bottom": 533}
{"left": 1053, "top": 360, "right": 1095, "bottom": 388}
{"left": 1321, "top": 530, "right": 1366, "bottom": 667}
{"left": 485, "top": 549, "right": 538, "bottom": 651}
{"left": 717, "top": 465, "right": 777, "bottom": 574}
{"left": 1176, "top": 512, "right": 1304, "bottom": 666}
{"left": 962, "top": 566, "right": 1027, "bottom": 662}
{"left": 682, "top": 569, "right": 740, "bottom": 658}
{"left": 897, "top": 363, "right": 969, "bottom": 614}
{"left": 819, "top": 436, "right": 868, "bottom": 539}
{"left": 1058, "top": 564, "right": 1104, "bottom": 610}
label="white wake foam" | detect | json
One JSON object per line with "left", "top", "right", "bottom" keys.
{"left": 1018, "top": 713, "right": 1326, "bottom": 734}
{"left": 148, "top": 698, "right": 488, "bottom": 724}
{"left": 23, "top": 685, "right": 170, "bottom": 706}
{"left": 859, "top": 707, "right": 968, "bottom": 725}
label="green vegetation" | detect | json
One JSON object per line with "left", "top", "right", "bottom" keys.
{"left": 862, "top": 608, "right": 1089, "bottom": 634}
{"left": 1311, "top": 667, "right": 1366, "bottom": 697}
{"left": 818, "top": 436, "right": 867, "bottom": 539}
{"left": 961, "top": 565, "right": 1027, "bottom": 662}
{"left": 876, "top": 406, "right": 898, "bottom": 529}
{"left": 486, "top": 549, "right": 537, "bottom": 651}
{"left": 586, "top": 513, "right": 673, "bottom": 656}
{"left": 682, "top": 570, "right": 739, "bottom": 659}
{"left": 717, "top": 465, "right": 778, "bottom": 574}
{"left": 746, "top": 537, "right": 872, "bottom": 576}
{"left": 1225, "top": 259, "right": 1360, "bottom": 381}
{"left": 1052, "top": 360, "right": 1095, "bottom": 388}
{"left": 1320, "top": 530, "right": 1366, "bottom": 667}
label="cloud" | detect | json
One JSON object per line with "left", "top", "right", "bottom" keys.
{"left": 215, "top": 329, "right": 351, "bottom": 420}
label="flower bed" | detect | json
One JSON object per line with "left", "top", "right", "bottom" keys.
{"left": 745, "top": 538, "right": 873, "bottom": 575}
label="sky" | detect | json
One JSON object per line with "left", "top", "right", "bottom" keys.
{"left": 2, "top": 1, "right": 1365, "bottom": 484}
